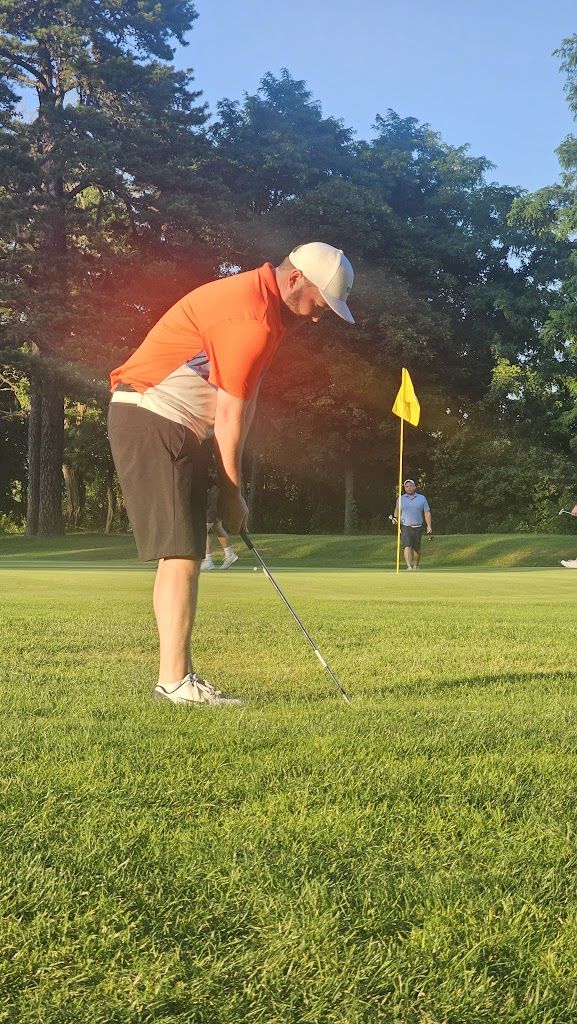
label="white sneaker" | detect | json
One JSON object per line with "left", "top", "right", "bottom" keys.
{"left": 153, "top": 672, "right": 243, "bottom": 705}
{"left": 200, "top": 557, "right": 214, "bottom": 571}
{"left": 561, "top": 559, "right": 577, "bottom": 568}
{"left": 406, "top": 566, "right": 413, "bottom": 571}
{"left": 220, "top": 552, "right": 239, "bottom": 570}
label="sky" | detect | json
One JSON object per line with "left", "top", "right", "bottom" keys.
{"left": 175, "top": 0, "right": 577, "bottom": 194}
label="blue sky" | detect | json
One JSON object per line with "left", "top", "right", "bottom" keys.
{"left": 177, "top": 0, "right": 577, "bottom": 193}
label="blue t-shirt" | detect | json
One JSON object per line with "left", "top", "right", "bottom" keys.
{"left": 395, "top": 492, "right": 430, "bottom": 527}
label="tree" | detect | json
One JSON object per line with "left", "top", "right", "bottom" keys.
{"left": 208, "top": 70, "right": 355, "bottom": 219}
{"left": 247, "top": 108, "right": 562, "bottom": 531}
{"left": 0, "top": 0, "right": 218, "bottom": 535}
{"left": 491, "top": 35, "right": 577, "bottom": 492}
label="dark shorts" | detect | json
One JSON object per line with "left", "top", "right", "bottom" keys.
{"left": 206, "top": 486, "right": 219, "bottom": 526}
{"left": 401, "top": 524, "right": 422, "bottom": 552}
{"left": 107, "top": 404, "right": 208, "bottom": 562}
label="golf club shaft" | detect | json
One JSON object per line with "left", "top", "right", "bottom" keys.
{"left": 240, "top": 529, "right": 351, "bottom": 704}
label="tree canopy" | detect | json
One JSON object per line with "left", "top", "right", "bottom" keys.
{"left": 2, "top": 7, "right": 577, "bottom": 535}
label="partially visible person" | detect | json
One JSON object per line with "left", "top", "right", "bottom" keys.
{"left": 107, "top": 241, "right": 355, "bottom": 705}
{"left": 561, "top": 504, "right": 577, "bottom": 567}
{"left": 201, "top": 479, "right": 238, "bottom": 571}
{"left": 393, "top": 479, "right": 432, "bottom": 571}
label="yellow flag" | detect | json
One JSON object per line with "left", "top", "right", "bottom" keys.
{"left": 392, "top": 368, "right": 420, "bottom": 426}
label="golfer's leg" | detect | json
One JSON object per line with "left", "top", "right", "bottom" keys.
{"left": 412, "top": 528, "right": 422, "bottom": 567}
{"left": 153, "top": 557, "right": 200, "bottom": 684}
{"left": 403, "top": 546, "right": 413, "bottom": 568}
{"left": 213, "top": 521, "right": 229, "bottom": 552}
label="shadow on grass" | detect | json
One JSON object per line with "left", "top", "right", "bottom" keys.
{"left": 378, "top": 669, "right": 577, "bottom": 697}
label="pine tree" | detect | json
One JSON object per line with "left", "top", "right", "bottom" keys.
{"left": 0, "top": 1, "right": 212, "bottom": 535}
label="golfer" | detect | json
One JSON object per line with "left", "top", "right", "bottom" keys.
{"left": 561, "top": 503, "right": 577, "bottom": 568}
{"left": 393, "top": 479, "right": 432, "bottom": 571}
{"left": 107, "top": 242, "right": 355, "bottom": 704}
{"left": 200, "top": 479, "right": 238, "bottom": 571}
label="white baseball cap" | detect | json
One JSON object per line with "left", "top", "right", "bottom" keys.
{"left": 289, "top": 242, "right": 355, "bottom": 323}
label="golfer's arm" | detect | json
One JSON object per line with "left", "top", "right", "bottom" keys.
{"left": 213, "top": 389, "right": 250, "bottom": 490}
{"left": 243, "top": 381, "right": 261, "bottom": 442}
{"left": 424, "top": 510, "right": 432, "bottom": 531}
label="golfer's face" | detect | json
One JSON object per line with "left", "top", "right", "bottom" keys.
{"left": 405, "top": 482, "right": 416, "bottom": 495}
{"left": 286, "top": 277, "right": 330, "bottom": 322}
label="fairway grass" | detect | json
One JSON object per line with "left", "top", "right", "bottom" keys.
{"left": 2, "top": 567, "right": 577, "bottom": 1021}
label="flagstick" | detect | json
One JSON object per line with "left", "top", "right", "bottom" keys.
{"left": 391, "top": 367, "right": 420, "bottom": 575}
{"left": 396, "top": 414, "right": 404, "bottom": 575}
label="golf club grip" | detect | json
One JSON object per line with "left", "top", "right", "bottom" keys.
{"left": 240, "top": 528, "right": 254, "bottom": 550}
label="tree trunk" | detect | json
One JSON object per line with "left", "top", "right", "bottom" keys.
{"left": 62, "top": 462, "right": 83, "bottom": 528}
{"left": 26, "top": 374, "right": 42, "bottom": 537}
{"left": 105, "top": 466, "right": 116, "bottom": 534}
{"left": 31, "top": 87, "right": 67, "bottom": 538}
{"left": 343, "top": 460, "right": 357, "bottom": 535}
{"left": 37, "top": 386, "right": 64, "bottom": 537}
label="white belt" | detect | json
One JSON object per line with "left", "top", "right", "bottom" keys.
{"left": 110, "top": 390, "right": 142, "bottom": 405}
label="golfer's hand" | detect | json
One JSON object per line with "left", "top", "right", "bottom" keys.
{"left": 427, "top": 527, "right": 433, "bottom": 534}
{"left": 217, "top": 488, "right": 248, "bottom": 535}
{"left": 571, "top": 505, "right": 577, "bottom": 516}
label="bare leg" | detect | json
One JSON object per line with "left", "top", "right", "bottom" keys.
{"left": 403, "top": 546, "right": 413, "bottom": 569}
{"left": 153, "top": 557, "right": 200, "bottom": 684}
{"left": 413, "top": 550, "right": 420, "bottom": 567}
{"left": 212, "top": 520, "right": 230, "bottom": 553}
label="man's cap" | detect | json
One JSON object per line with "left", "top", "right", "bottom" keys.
{"left": 289, "top": 242, "right": 354, "bottom": 324}
{"left": 404, "top": 479, "right": 415, "bottom": 485}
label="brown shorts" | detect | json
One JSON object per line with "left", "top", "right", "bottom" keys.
{"left": 107, "top": 404, "right": 208, "bottom": 561}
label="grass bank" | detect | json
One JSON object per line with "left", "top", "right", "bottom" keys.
{"left": 1, "top": 530, "right": 577, "bottom": 567}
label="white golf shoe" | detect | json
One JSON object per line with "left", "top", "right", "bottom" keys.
{"left": 220, "top": 552, "right": 238, "bottom": 570}
{"left": 153, "top": 673, "right": 243, "bottom": 706}
{"left": 200, "top": 557, "right": 214, "bottom": 571}
{"left": 561, "top": 559, "right": 577, "bottom": 568}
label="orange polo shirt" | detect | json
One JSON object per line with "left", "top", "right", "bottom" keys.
{"left": 109, "top": 263, "right": 285, "bottom": 439}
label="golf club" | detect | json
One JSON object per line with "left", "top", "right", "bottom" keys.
{"left": 240, "top": 529, "right": 351, "bottom": 705}
{"left": 559, "top": 509, "right": 574, "bottom": 517}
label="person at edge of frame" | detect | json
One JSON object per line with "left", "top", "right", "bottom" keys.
{"left": 200, "top": 472, "right": 238, "bottom": 572}
{"left": 560, "top": 503, "right": 577, "bottom": 568}
{"left": 393, "top": 479, "right": 432, "bottom": 571}
{"left": 107, "top": 242, "right": 355, "bottom": 705}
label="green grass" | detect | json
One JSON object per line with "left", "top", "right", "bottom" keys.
{"left": 2, "top": 530, "right": 577, "bottom": 567}
{"left": 2, "top": 561, "right": 577, "bottom": 1021}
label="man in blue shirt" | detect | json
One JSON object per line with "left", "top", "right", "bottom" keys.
{"left": 393, "top": 479, "right": 432, "bottom": 570}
